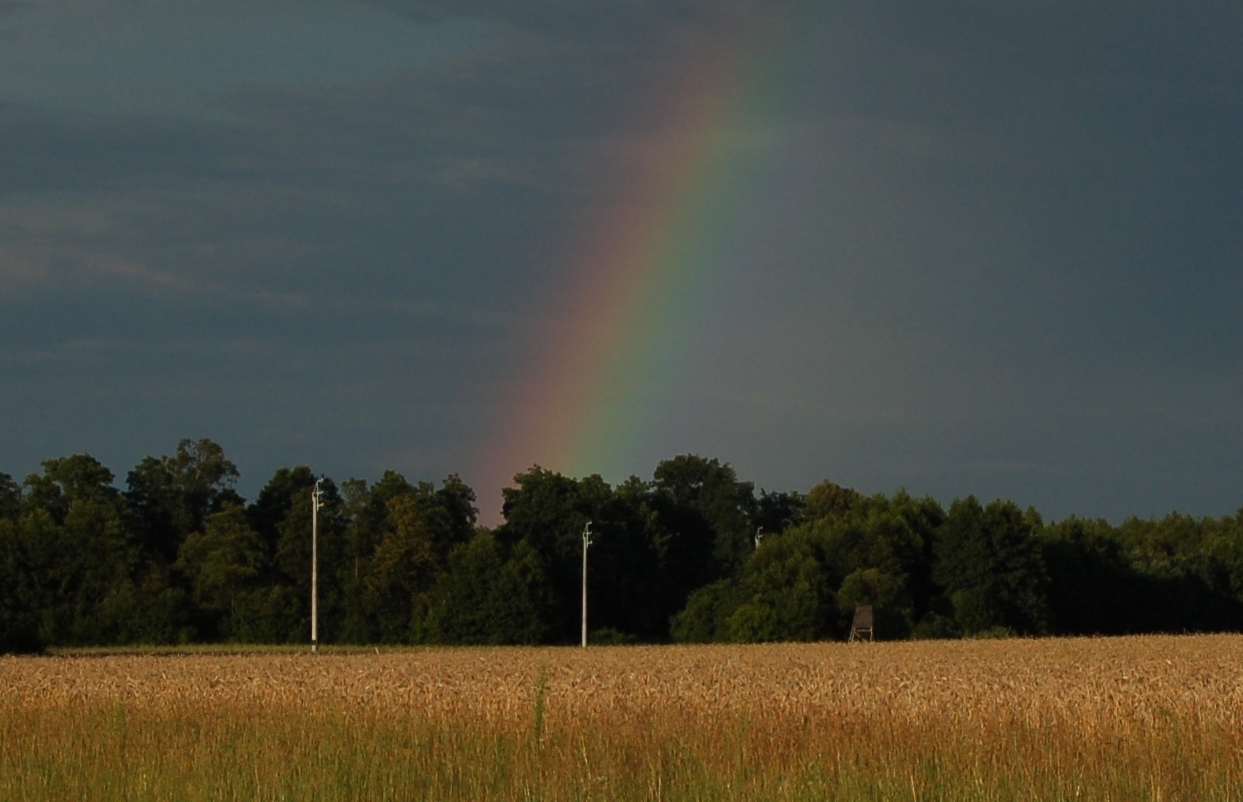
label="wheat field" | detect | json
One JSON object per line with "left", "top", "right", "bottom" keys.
{"left": 2, "top": 636, "right": 1242, "bottom": 800}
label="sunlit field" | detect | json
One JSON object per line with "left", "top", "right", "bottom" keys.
{"left": 3, "top": 636, "right": 1242, "bottom": 801}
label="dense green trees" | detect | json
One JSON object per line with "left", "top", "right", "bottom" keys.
{"left": 127, "top": 438, "right": 242, "bottom": 565}
{"left": 932, "top": 497, "right": 1048, "bottom": 636}
{"left": 3, "top": 441, "right": 1243, "bottom": 653}
{"left": 423, "top": 533, "right": 550, "bottom": 644}
{"left": 670, "top": 488, "right": 939, "bottom": 642}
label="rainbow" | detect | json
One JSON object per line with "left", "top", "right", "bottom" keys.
{"left": 476, "top": 16, "right": 793, "bottom": 518}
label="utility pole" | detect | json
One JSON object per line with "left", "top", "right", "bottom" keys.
{"left": 581, "top": 521, "right": 592, "bottom": 648}
{"left": 311, "top": 478, "right": 324, "bottom": 655}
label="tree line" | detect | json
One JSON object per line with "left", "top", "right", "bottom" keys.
{"left": 3, "top": 438, "right": 1242, "bottom": 652}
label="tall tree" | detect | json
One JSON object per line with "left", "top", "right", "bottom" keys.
{"left": 724, "top": 535, "right": 832, "bottom": 643}
{"left": 0, "top": 472, "right": 19, "bottom": 522}
{"left": 337, "top": 472, "right": 479, "bottom": 643}
{"left": 933, "top": 497, "right": 1049, "bottom": 636}
{"left": 364, "top": 493, "right": 438, "bottom": 642}
{"left": 23, "top": 454, "right": 119, "bottom": 525}
{"left": 430, "top": 473, "right": 479, "bottom": 557}
{"left": 19, "top": 455, "right": 139, "bottom": 645}
{"left": 424, "top": 533, "right": 551, "bottom": 645}
{"left": 754, "top": 488, "right": 806, "bottom": 537}
{"left": 652, "top": 455, "right": 757, "bottom": 577}
{"left": 496, "top": 466, "right": 595, "bottom": 643}
{"left": 803, "top": 479, "right": 862, "bottom": 524}
{"left": 0, "top": 516, "right": 43, "bottom": 652}
{"left": 176, "top": 505, "right": 266, "bottom": 640}
{"left": 1039, "top": 516, "right": 1142, "bottom": 635}
{"left": 496, "top": 467, "right": 667, "bottom": 642}
{"left": 126, "top": 438, "right": 241, "bottom": 565}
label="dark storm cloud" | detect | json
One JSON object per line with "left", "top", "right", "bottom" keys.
{"left": 0, "top": 103, "right": 235, "bottom": 196}
{"left": 633, "top": 2, "right": 1243, "bottom": 519}
{"left": 0, "top": 3, "right": 597, "bottom": 490}
{"left": 368, "top": 0, "right": 747, "bottom": 36}
{"left": 1, "top": 0, "right": 1240, "bottom": 521}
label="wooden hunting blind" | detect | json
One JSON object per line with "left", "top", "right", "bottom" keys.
{"left": 848, "top": 604, "right": 874, "bottom": 642}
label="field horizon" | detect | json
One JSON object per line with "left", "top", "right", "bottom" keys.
{"left": 4, "top": 635, "right": 1241, "bottom": 800}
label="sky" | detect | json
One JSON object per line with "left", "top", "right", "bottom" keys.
{"left": 2, "top": 0, "right": 1241, "bottom": 526}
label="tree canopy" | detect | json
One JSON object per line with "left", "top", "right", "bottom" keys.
{"left": 3, "top": 441, "right": 1242, "bottom": 653}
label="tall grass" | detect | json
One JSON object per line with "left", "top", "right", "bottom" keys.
{"left": 3, "top": 636, "right": 1242, "bottom": 801}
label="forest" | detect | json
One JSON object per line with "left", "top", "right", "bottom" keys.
{"left": 3, "top": 438, "right": 1243, "bottom": 652}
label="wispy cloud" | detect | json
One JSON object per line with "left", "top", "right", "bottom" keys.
{"left": 0, "top": 1, "right": 499, "bottom": 120}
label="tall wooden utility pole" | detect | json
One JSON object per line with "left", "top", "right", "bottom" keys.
{"left": 311, "top": 478, "right": 324, "bottom": 654}
{"left": 581, "top": 521, "right": 592, "bottom": 647}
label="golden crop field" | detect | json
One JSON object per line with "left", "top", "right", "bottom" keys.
{"left": 2, "top": 635, "right": 1242, "bottom": 801}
